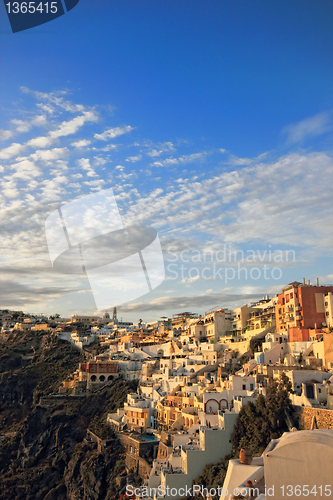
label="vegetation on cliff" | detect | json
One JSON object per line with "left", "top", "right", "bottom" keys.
{"left": 231, "top": 372, "right": 293, "bottom": 456}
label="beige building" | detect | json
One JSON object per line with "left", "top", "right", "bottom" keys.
{"left": 70, "top": 315, "right": 100, "bottom": 324}
{"left": 33, "top": 323, "right": 50, "bottom": 331}
{"left": 189, "top": 308, "right": 233, "bottom": 342}
{"left": 126, "top": 407, "right": 150, "bottom": 432}
{"left": 321, "top": 331, "right": 333, "bottom": 369}
{"left": 324, "top": 291, "right": 333, "bottom": 328}
{"left": 232, "top": 305, "right": 252, "bottom": 333}
{"left": 14, "top": 322, "right": 32, "bottom": 330}
{"left": 247, "top": 297, "right": 277, "bottom": 331}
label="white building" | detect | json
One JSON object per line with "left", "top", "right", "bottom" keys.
{"left": 222, "top": 429, "right": 333, "bottom": 500}
{"left": 149, "top": 411, "right": 238, "bottom": 500}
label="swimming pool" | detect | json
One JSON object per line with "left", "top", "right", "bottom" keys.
{"left": 141, "top": 435, "right": 158, "bottom": 441}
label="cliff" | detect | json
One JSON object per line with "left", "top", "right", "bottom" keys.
{"left": 0, "top": 330, "right": 137, "bottom": 500}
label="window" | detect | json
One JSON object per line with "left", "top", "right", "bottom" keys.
{"left": 250, "top": 384, "right": 254, "bottom": 391}
{"left": 242, "top": 384, "right": 246, "bottom": 390}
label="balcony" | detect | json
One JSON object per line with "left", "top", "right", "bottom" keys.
{"left": 232, "top": 458, "right": 265, "bottom": 500}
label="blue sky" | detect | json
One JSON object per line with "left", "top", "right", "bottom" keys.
{"left": 1, "top": 0, "right": 333, "bottom": 321}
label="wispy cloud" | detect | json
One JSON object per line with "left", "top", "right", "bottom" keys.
{"left": 146, "top": 141, "right": 176, "bottom": 157}
{"left": 94, "top": 125, "right": 133, "bottom": 141}
{"left": 126, "top": 155, "right": 142, "bottom": 162}
{"left": 283, "top": 111, "right": 332, "bottom": 143}
{"left": 120, "top": 290, "right": 264, "bottom": 313}
{"left": 151, "top": 152, "right": 207, "bottom": 167}
{"left": 1, "top": 88, "right": 333, "bottom": 317}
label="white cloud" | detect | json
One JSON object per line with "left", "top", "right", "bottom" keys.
{"left": 228, "top": 155, "right": 253, "bottom": 166}
{"left": 181, "top": 274, "right": 200, "bottom": 284}
{"left": 21, "top": 87, "right": 86, "bottom": 113}
{"left": 283, "top": 111, "right": 332, "bottom": 143}
{"left": 71, "top": 139, "right": 92, "bottom": 148}
{"left": 122, "top": 151, "right": 333, "bottom": 254}
{"left": 10, "top": 159, "right": 42, "bottom": 180}
{"left": 3, "top": 187, "right": 19, "bottom": 198}
{"left": 94, "top": 156, "right": 108, "bottom": 166}
{"left": 32, "top": 115, "right": 48, "bottom": 126}
{"left": 94, "top": 125, "right": 133, "bottom": 141}
{"left": 0, "top": 143, "right": 27, "bottom": 160}
{"left": 147, "top": 141, "right": 175, "bottom": 157}
{"left": 0, "top": 130, "right": 14, "bottom": 141}
{"left": 11, "top": 119, "right": 32, "bottom": 133}
{"left": 25, "top": 112, "right": 98, "bottom": 150}
{"left": 2, "top": 89, "right": 333, "bottom": 316}
{"left": 50, "top": 112, "right": 98, "bottom": 139}
{"left": 27, "top": 135, "right": 54, "bottom": 149}
{"left": 30, "top": 148, "right": 68, "bottom": 161}
{"left": 151, "top": 152, "right": 207, "bottom": 167}
{"left": 41, "top": 175, "right": 69, "bottom": 202}
{"left": 77, "top": 158, "right": 97, "bottom": 177}
{"left": 83, "top": 179, "right": 104, "bottom": 189}
{"left": 37, "top": 103, "right": 55, "bottom": 114}
{"left": 126, "top": 155, "right": 142, "bottom": 162}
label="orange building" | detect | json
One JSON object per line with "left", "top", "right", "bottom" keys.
{"left": 276, "top": 280, "right": 333, "bottom": 341}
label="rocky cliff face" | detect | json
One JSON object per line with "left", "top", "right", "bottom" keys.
{"left": 0, "top": 402, "right": 127, "bottom": 500}
{"left": 0, "top": 331, "right": 137, "bottom": 500}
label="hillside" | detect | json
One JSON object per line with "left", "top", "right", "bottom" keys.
{"left": 0, "top": 331, "right": 137, "bottom": 500}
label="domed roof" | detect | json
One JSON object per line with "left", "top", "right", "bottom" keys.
{"left": 103, "top": 312, "right": 110, "bottom": 319}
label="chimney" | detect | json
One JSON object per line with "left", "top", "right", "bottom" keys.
{"left": 317, "top": 277, "right": 319, "bottom": 286}
{"left": 303, "top": 278, "right": 305, "bottom": 285}
{"left": 308, "top": 279, "right": 311, "bottom": 286}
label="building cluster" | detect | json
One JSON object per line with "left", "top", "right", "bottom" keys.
{"left": 2, "top": 278, "right": 333, "bottom": 500}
